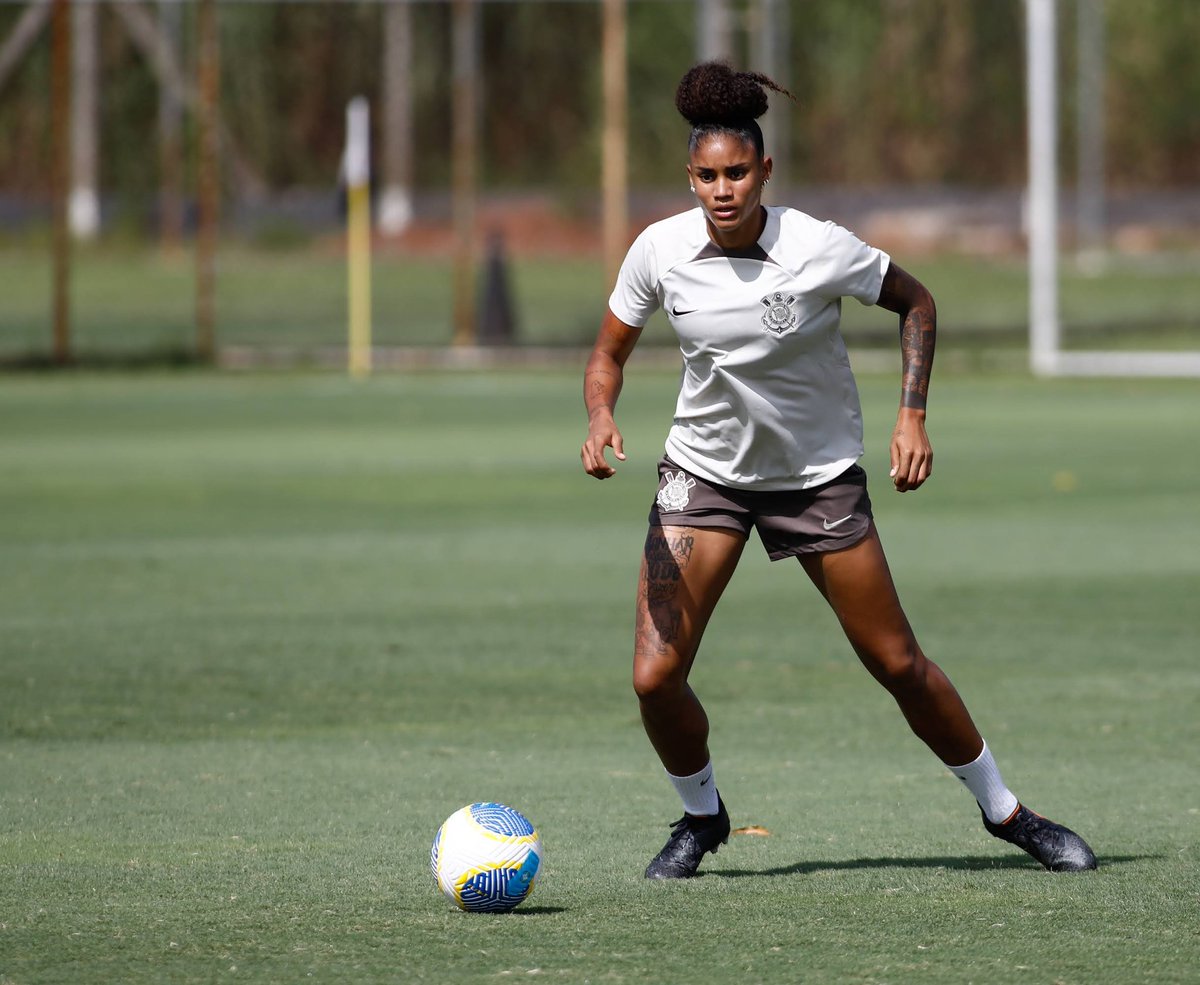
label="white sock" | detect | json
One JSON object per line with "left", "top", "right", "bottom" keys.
{"left": 946, "top": 741, "right": 1019, "bottom": 824}
{"left": 667, "top": 761, "right": 720, "bottom": 816}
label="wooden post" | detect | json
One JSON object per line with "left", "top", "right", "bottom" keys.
{"left": 601, "top": 0, "right": 628, "bottom": 290}
{"left": 158, "top": 0, "right": 185, "bottom": 251}
{"left": 50, "top": 0, "right": 71, "bottom": 363}
{"left": 451, "top": 0, "right": 479, "bottom": 346}
{"left": 195, "top": 0, "right": 219, "bottom": 362}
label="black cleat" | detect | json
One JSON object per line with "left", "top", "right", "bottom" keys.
{"left": 983, "top": 804, "right": 1098, "bottom": 872}
{"left": 644, "top": 795, "right": 731, "bottom": 879}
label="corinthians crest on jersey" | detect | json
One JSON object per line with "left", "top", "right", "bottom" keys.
{"left": 760, "top": 291, "right": 801, "bottom": 338}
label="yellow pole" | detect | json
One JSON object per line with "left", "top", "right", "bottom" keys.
{"left": 346, "top": 97, "right": 372, "bottom": 378}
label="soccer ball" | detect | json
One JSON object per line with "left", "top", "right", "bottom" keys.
{"left": 430, "top": 802, "right": 542, "bottom": 913}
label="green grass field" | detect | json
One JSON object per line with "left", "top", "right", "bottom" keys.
{"left": 3, "top": 244, "right": 1200, "bottom": 358}
{"left": 1, "top": 368, "right": 1198, "bottom": 984}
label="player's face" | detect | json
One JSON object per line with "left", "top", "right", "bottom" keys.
{"left": 687, "top": 133, "right": 773, "bottom": 249}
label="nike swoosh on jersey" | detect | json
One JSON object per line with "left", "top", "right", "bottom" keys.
{"left": 822, "top": 514, "right": 854, "bottom": 530}
{"left": 671, "top": 305, "right": 697, "bottom": 316}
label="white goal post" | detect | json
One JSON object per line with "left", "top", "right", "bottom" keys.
{"left": 1025, "top": 0, "right": 1200, "bottom": 377}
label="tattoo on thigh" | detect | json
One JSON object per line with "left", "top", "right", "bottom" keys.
{"left": 643, "top": 531, "right": 694, "bottom": 603}
{"left": 636, "top": 531, "right": 695, "bottom": 654}
{"left": 635, "top": 607, "right": 681, "bottom": 658}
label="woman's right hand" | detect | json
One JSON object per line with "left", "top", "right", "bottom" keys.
{"left": 581, "top": 411, "right": 626, "bottom": 479}
{"left": 581, "top": 310, "right": 641, "bottom": 480}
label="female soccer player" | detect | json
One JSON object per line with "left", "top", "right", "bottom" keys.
{"left": 580, "top": 62, "right": 1096, "bottom": 878}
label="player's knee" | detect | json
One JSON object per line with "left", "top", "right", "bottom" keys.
{"left": 870, "top": 639, "right": 928, "bottom": 696}
{"left": 632, "top": 657, "right": 686, "bottom": 703}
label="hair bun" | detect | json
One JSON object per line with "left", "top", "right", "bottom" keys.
{"left": 675, "top": 62, "right": 770, "bottom": 126}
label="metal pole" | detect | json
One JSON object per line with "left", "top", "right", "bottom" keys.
{"left": 451, "top": 0, "right": 479, "bottom": 346}
{"left": 0, "top": 0, "right": 53, "bottom": 96}
{"left": 50, "top": 0, "right": 71, "bottom": 363}
{"left": 751, "top": 0, "right": 788, "bottom": 186}
{"left": 696, "top": 0, "right": 733, "bottom": 63}
{"left": 379, "top": 0, "right": 414, "bottom": 236}
{"left": 196, "top": 0, "right": 219, "bottom": 362}
{"left": 1026, "top": 0, "right": 1059, "bottom": 376}
{"left": 69, "top": 0, "right": 98, "bottom": 240}
{"left": 1075, "top": 0, "right": 1106, "bottom": 263}
{"left": 601, "top": 0, "right": 628, "bottom": 290}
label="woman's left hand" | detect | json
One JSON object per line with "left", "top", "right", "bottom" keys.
{"left": 889, "top": 408, "right": 933, "bottom": 492}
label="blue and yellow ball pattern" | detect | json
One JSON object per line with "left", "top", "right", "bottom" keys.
{"left": 431, "top": 802, "right": 542, "bottom": 913}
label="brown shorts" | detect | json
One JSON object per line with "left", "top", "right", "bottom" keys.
{"left": 648, "top": 456, "right": 874, "bottom": 561}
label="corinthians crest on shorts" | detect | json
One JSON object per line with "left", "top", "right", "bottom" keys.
{"left": 760, "top": 291, "right": 801, "bottom": 338}
{"left": 656, "top": 470, "right": 697, "bottom": 512}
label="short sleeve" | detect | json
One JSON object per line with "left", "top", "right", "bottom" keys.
{"left": 814, "top": 221, "right": 891, "bottom": 307}
{"left": 607, "top": 230, "right": 661, "bottom": 328}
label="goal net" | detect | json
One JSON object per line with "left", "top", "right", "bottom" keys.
{"left": 1027, "top": 0, "right": 1200, "bottom": 377}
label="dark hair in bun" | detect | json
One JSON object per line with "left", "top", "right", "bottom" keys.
{"left": 675, "top": 61, "right": 794, "bottom": 158}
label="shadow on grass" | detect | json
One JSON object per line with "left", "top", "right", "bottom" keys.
{"left": 506, "top": 906, "right": 569, "bottom": 915}
{"left": 710, "top": 853, "right": 1149, "bottom": 878}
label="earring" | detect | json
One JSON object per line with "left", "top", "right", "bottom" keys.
{"left": 689, "top": 185, "right": 696, "bottom": 193}
{"left": 764, "top": 178, "right": 770, "bottom": 186}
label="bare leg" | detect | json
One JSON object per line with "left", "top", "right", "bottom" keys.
{"left": 798, "top": 523, "right": 982, "bottom": 765}
{"left": 632, "top": 525, "right": 746, "bottom": 776}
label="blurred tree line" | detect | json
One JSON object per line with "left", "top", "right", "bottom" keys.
{"left": 1, "top": 0, "right": 1197, "bottom": 219}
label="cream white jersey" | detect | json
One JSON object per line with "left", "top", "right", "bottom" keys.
{"left": 608, "top": 206, "right": 890, "bottom": 490}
